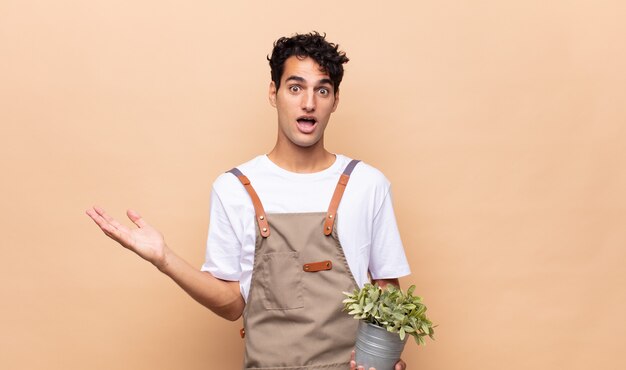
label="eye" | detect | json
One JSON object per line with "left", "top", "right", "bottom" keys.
{"left": 289, "top": 85, "right": 301, "bottom": 93}
{"left": 318, "top": 88, "right": 329, "bottom": 96}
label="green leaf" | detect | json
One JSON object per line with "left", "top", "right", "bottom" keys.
{"left": 415, "top": 305, "right": 426, "bottom": 315}
{"left": 370, "top": 289, "right": 380, "bottom": 302}
{"left": 407, "top": 285, "right": 416, "bottom": 296}
{"left": 342, "top": 282, "right": 435, "bottom": 345}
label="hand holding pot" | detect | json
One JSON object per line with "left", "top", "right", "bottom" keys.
{"left": 349, "top": 350, "right": 406, "bottom": 370}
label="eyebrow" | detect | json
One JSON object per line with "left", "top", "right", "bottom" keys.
{"left": 319, "top": 78, "right": 333, "bottom": 86}
{"left": 285, "top": 76, "right": 305, "bottom": 83}
{"left": 285, "top": 75, "right": 334, "bottom": 87}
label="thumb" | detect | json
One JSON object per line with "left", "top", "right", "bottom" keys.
{"left": 127, "top": 209, "right": 148, "bottom": 228}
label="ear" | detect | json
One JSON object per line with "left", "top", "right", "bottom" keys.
{"left": 268, "top": 81, "right": 277, "bottom": 108}
{"left": 331, "top": 89, "right": 340, "bottom": 113}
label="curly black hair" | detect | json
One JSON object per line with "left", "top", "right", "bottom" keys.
{"left": 268, "top": 31, "right": 349, "bottom": 93}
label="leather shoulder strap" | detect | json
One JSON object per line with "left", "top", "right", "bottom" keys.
{"left": 227, "top": 168, "right": 270, "bottom": 238}
{"left": 323, "top": 159, "right": 361, "bottom": 236}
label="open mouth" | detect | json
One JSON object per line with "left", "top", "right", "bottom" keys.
{"left": 296, "top": 116, "right": 317, "bottom": 134}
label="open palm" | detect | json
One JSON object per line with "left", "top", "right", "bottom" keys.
{"left": 86, "top": 206, "right": 167, "bottom": 267}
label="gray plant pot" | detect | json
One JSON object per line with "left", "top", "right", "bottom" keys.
{"left": 355, "top": 321, "right": 408, "bottom": 370}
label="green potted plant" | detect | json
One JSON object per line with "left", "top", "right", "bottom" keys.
{"left": 343, "top": 283, "right": 435, "bottom": 370}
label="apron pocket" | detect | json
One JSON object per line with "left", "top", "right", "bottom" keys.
{"left": 260, "top": 252, "right": 304, "bottom": 310}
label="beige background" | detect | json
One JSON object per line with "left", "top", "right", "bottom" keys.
{"left": 1, "top": 1, "right": 625, "bottom": 369}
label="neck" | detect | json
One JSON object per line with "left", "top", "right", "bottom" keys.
{"left": 267, "top": 139, "right": 335, "bottom": 173}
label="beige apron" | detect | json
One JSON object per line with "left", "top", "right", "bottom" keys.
{"left": 228, "top": 159, "right": 361, "bottom": 370}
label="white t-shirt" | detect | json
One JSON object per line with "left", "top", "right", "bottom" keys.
{"left": 201, "top": 154, "right": 410, "bottom": 302}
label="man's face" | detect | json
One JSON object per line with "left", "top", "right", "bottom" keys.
{"left": 269, "top": 56, "right": 339, "bottom": 149}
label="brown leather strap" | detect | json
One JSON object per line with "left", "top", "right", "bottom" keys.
{"left": 303, "top": 260, "right": 332, "bottom": 272}
{"left": 323, "top": 159, "right": 361, "bottom": 236}
{"left": 228, "top": 168, "right": 270, "bottom": 238}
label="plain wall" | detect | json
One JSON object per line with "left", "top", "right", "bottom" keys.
{"left": 1, "top": 1, "right": 625, "bottom": 369}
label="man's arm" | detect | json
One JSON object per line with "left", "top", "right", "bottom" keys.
{"left": 85, "top": 206, "right": 244, "bottom": 321}
{"left": 158, "top": 249, "right": 244, "bottom": 321}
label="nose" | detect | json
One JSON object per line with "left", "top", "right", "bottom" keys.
{"left": 301, "top": 90, "right": 315, "bottom": 112}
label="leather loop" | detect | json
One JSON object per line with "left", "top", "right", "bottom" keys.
{"left": 238, "top": 175, "right": 251, "bottom": 185}
{"left": 324, "top": 159, "right": 360, "bottom": 235}
{"left": 338, "top": 175, "right": 349, "bottom": 186}
{"left": 228, "top": 169, "right": 270, "bottom": 238}
{"left": 323, "top": 174, "right": 348, "bottom": 235}
{"left": 303, "top": 260, "right": 332, "bottom": 272}
{"left": 324, "top": 174, "right": 350, "bottom": 236}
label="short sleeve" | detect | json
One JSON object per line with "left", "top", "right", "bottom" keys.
{"left": 368, "top": 187, "right": 411, "bottom": 279}
{"left": 200, "top": 186, "right": 243, "bottom": 281}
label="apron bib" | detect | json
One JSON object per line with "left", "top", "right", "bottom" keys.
{"left": 229, "top": 160, "right": 361, "bottom": 370}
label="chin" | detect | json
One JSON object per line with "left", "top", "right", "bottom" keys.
{"left": 290, "top": 137, "right": 322, "bottom": 148}
{"left": 292, "top": 141, "right": 319, "bottom": 148}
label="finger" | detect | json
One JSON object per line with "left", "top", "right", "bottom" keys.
{"left": 127, "top": 209, "right": 147, "bottom": 228}
{"left": 91, "top": 214, "right": 124, "bottom": 240}
{"left": 93, "top": 206, "right": 129, "bottom": 232}
{"left": 348, "top": 350, "right": 356, "bottom": 369}
{"left": 87, "top": 208, "right": 131, "bottom": 244}
{"left": 102, "top": 227, "right": 122, "bottom": 241}
{"left": 395, "top": 359, "right": 406, "bottom": 370}
{"left": 86, "top": 208, "right": 115, "bottom": 232}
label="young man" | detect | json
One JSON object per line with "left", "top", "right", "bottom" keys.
{"left": 86, "top": 32, "right": 409, "bottom": 370}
